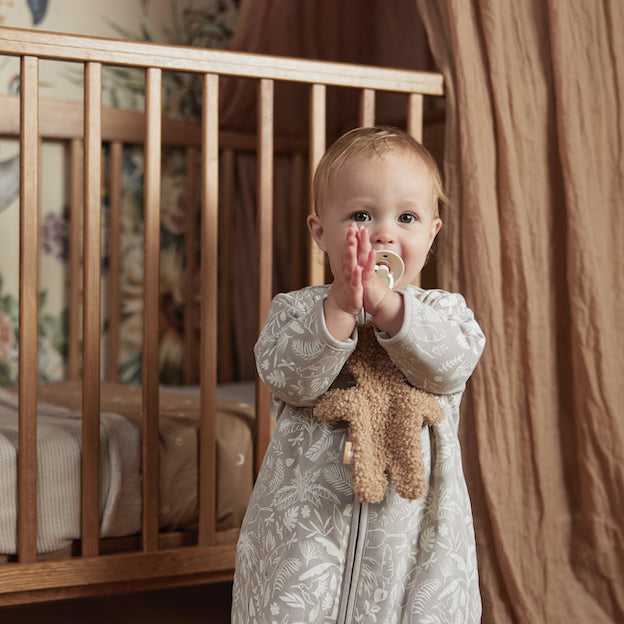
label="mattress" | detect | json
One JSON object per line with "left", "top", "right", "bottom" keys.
{"left": 0, "top": 381, "right": 255, "bottom": 555}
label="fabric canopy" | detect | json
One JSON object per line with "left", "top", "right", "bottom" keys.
{"left": 417, "top": 2, "right": 624, "bottom": 621}
{"left": 225, "top": 1, "right": 624, "bottom": 621}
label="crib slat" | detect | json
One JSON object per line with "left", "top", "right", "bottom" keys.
{"left": 183, "top": 147, "right": 199, "bottom": 386}
{"left": 142, "top": 67, "right": 162, "bottom": 552}
{"left": 407, "top": 93, "right": 425, "bottom": 288}
{"left": 198, "top": 73, "right": 220, "bottom": 546}
{"left": 254, "top": 78, "right": 274, "bottom": 474}
{"left": 81, "top": 62, "right": 103, "bottom": 558}
{"left": 17, "top": 55, "right": 39, "bottom": 565}
{"left": 359, "top": 88, "right": 376, "bottom": 127}
{"left": 257, "top": 79, "right": 274, "bottom": 335}
{"left": 308, "top": 84, "right": 326, "bottom": 286}
{"left": 67, "top": 139, "right": 82, "bottom": 381}
{"left": 407, "top": 93, "right": 424, "bottom": 143}
{"left": 290, "top": 152, "right": 306, "bottom": 289}
{"left": 218, "top": 148, "right": 235, "bottom": 383}
{"left": 107, "top": 140, "right": 123, "bottom": 382}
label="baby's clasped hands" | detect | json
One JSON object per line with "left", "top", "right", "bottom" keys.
{"left": 326, "top": 223, "right": 405, "bottom": 338}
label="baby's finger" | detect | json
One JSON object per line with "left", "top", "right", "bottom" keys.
{"left": 356, "top": 226, "right": 371, "bottom": 267}
{"left": 361, "top": 248, "right": 377, "bottom": 284}
{"left": 343, "top": 223, "right": 359, "bottom": 273}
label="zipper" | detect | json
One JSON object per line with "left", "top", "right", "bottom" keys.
{"left": 336, "top": 497, "right": 369, "bottom": 623}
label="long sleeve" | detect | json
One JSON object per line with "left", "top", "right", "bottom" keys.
{"left": 254, "top": 286, "right": 356, "bottom": 407}
{"left": 376, "top": 286, "right": 486, "bottom": 395}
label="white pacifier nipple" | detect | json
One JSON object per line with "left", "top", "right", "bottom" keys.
{"left": 374, "top": 250, "right": 405, "bottom": 290}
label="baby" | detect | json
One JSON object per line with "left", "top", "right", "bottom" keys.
{"left": 307, "top": 125, "right": 443, "bottom": 339}
{"left": 232, "top": 126, "right": 485, "bottom": 623}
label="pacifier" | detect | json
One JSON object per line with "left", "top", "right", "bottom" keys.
{"left": 374, "top": 250, "right": 405, "bottom": 290}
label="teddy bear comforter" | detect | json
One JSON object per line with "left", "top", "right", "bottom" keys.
{"left": 231, "top": 285, "right": 486, "bottom": 624}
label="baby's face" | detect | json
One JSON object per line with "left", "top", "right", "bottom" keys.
{"left": 311, "top": 150, "right": 442, "bottom": 289}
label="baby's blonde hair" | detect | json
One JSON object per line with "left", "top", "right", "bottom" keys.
{"left": 312, "top": 126, "right": 447, "bottom": 218}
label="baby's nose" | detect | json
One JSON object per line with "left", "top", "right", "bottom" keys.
{"left": 371, "top": 226, "right": 395, "bottom": 246}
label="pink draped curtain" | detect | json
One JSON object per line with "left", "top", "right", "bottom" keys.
{"left": 224, "top": 1, "right": 624, "bottom": 621}
{"left": 417, "top": 2, "right": 624, "bottom": 621}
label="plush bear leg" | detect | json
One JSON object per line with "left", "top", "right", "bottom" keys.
{"left": 350, "top": 431, "right": 389, "bottom": 503}
{"left": 389, "top": 447, "right": 427, "bottom": 500}
{"left": 386, "top": 406, "right": 428, "bottom": 501}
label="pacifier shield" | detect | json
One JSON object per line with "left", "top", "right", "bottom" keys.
{"left": 374, "top": 250, "right": 405, "bottom": 289}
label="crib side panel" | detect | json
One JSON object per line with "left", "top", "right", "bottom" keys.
{"left": 0, "top": 25, "right": 443, "bottom": 603}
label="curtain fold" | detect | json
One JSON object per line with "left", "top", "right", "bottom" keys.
{"left": 548, "top": 2, "right": 624, "bottom": 616}
{"left": 417, "top": 1, "right": 624, "bottom": 622}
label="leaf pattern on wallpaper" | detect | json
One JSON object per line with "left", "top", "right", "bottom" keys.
{"left": 0, "top": 276, "right": 65, "bottom": 384}
{"left": 26, "top": 0, "right": 49, "bottom": 26}
{"left": 0, "top": 155, "right": 19, "bottom": 213}
{"left": 0, "top": 276, "right": 18, "bottom": 385}
{"left": 100, "top": 0, "right": 238, "bottom": 117}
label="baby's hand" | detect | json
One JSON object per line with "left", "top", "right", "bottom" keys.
{"left": 358, "top": 227, "right": 404, "bottom": 336}
{"left": 329, "top": 222, "right": 364, "bottom": 316}
{"left": 324, "top": 223, "right": 364, "bottom": 340}
{"left": 357, "top": 226, "right": 389, "bottom": 315}
{"left": 324, "top": 224, "right": 403, "bottom": 339}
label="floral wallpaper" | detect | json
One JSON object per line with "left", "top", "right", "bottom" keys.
{"left": 0, "top": 0, "right": 239, "bottom": 385}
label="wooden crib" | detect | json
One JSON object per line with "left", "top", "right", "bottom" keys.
{"left": 0, "top": 26, "right": 443, "bottom": 605}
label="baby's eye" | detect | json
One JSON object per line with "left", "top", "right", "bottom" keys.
{"left": 351, "top": 211, "right": 371, "bottom": 222}
{"left": 398, "top": 213, "right": 418, "bottom": 224}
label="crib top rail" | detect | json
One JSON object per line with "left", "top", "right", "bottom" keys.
{"left": 0, "top": 25, "right": 444, "bottom": 95}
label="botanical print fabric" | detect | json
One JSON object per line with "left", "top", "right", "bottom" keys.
{"left": 232, "top": 284, "right": 485, "bottom": 623}
{"left": 0, "top": 0, "right": 239, "bottom": 386}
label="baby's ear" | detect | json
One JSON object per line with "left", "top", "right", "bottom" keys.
{"left": 307, "top": 214, "right": 326, "bottom": 251}
{"left": 429, "top": 217, "right": 442, "bottom": 245}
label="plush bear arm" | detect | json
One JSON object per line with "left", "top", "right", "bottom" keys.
{"left": 313, "top": 387, "right": 362, "bottom": 426}
{"left": 418, "top": 392, "right": 445, "bottom": 426}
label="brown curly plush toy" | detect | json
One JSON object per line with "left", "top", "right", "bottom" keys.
{"left": 314, "top": 323, "right": 444, "bottom": 503}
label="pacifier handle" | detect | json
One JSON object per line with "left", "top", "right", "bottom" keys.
{"left": 374, "top": 250, "right": 404, "bottom": 290}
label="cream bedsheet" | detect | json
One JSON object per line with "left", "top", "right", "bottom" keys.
{"left": 0, "top": 381, "right": 255, "bottom": 555}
